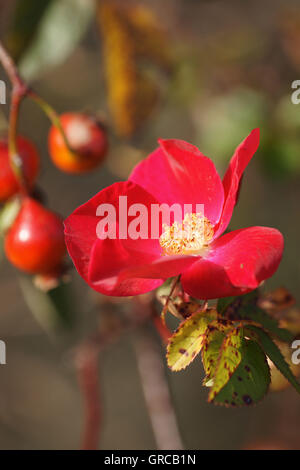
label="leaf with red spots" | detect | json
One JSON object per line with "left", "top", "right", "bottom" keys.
{"left": 212, "top": 339, "right": 270, "bottom": 407}
{"left": 166, "top": 309, "right": 217, "bottom": 371}
{"left": 208, "top": 327, "right": 243, "bottom": 401}
{"left": 201, "top": 320, "right": 232, "bottom": 385}
{"left": 202, "top": 329, "right": 225, "bottom": 386}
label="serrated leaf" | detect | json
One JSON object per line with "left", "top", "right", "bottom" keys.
{"left": 269, "top": 342, "right": 300, "bottom": 392}
{"left": 243, "top": 305, "right": 293, "bottom": 343}
{"left": 212, "top": 339, "right": 270, "bottom": 407}
{"left": 201, "top": 327, "right": 226, "bottom": 385}
{"left": 208, "top": 327, "right": 243, "bottom": 401}
{"left": 19, "top": 0, "right": 95, "bottom": 80}
{"left": 218, "top": 291, "right": 293, "bottom": 343}
{"left": 167, "top": 309, "right": 217, "bottom": 371}
{"left": 246, "top": 325, "right": 300, "bottom": 395}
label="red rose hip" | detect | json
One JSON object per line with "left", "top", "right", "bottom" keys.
{"left": 0, "top": 136, "right": 40, "bottom": 201}
{"left": 4, "top": 198, "right": 66, "bottom": 274}
{"left": 48, "top": 112, "right": 108, "bottom": 174}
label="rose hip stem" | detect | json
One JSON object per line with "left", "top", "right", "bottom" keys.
{"left": 0, "top": 40, "right": 75, "bottom": 191}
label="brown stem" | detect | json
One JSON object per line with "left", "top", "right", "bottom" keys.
{"left": 0, "top": 40, "right": 75, "bottom": 179}
{"left": 153, "top": 315, "right": 171, "bottom": 343}
{"left": 28, "top": 90, "right": 76, "bottom": 155}
{"left": 76, "top": 343, "right": 101, "bottom": 450}
{"left": 161, "top": 275, "right": 181, "bottom": 323}
{"left": 134, "top": 326, "right": 184, "bottom": 450}
{"left": 0, "top": 42, "right": 23, "bottom": 88}
{"left": 0, "top": 42, "right": 30, "bottom": 192}
{"left": 75, "top": 301, "right": 150, "bottom": 450}
{"left": 8, "top": 90, "right": 30, "bottom": 195}
{"left": 75, "top": 294, "right": 174, "bottom": 450}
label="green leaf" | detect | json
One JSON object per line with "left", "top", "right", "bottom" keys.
{"left": 217, "top": 290, "right": 258, "bottom": 317}
{"left": 5, "top": 0, "right": 53, "bottom": 62}
{"left": 201, "top": 328, "right": 226, "bottom": 385}
{"left": 208, "top": 327, "right": 243, "bottom": 401}
{"left": 18, "top": 0, "right": 95, "bottom": 80}
{"left": 249, "top": 307, "right": 293, "bottom": 343}
{"left": 217, "top": 296, "right": 236, "bottom": 316}
{"left": 246, "top": 325, "right": 300, "bottom": 395}
{"left": 212, "top": 339, "right": 270, "bottom": 406}
{"left": 167, "top": 309, "right": 217, "bottom": 371}
{"left": 217, "top": 291, "right": 293, "bottom": 343}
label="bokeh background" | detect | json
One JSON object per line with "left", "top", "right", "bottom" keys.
{"left": 0, "top": 0, "right": 300, "bottom": 450}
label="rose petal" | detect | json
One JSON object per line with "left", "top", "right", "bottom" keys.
{"left": 129, "top": 139, "right": 224, "bottom": 224}
{"left": 88, "top": 238, "right": 198, "bottom": 296}
{"left": 214, "top": 129, "right": 260, "bottom": 237}
{"left": 181, "top": 226, "right": 284, "bottom": 299}
{"left": 64, "top": 180, "right": 162, "bottom": 282}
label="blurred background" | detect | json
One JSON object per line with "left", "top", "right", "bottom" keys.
{"left": 0, "top": 0, "right": 300, "bottom": 450}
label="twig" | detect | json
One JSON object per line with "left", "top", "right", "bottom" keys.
{"left": 28, "top": 90, "right": 77, "bottom": 155}
{"left": 0, "top": 39, "right": 76, "bottom": 183}
{"left": 8, "top": 91, "right": 28, "bottom": 194}
{"left": 134, "top": 326, "right": 184, "bottom": 450}
{"left": 0, "top": 42, "right": 24, "bottom": 88}
{"left": 132, "top": 297, "right": 183, "bottom": 449}
{"left": 161, "top": 275, "right": 181, "bottom": 323}
{"left": 75, "top": 295, "right": 173, "bottom": 450}
{"left": 153, "top": 314, "right": 172, "bottom": 343}
{"left": 76, "top": 343, "right": 101, "bottom": 450}
{"left": 74, "top": 295, "right": 158, "bottom": 450}
{"left": 75, "top": 322, "right": 124, "bottom": 450}
{"left": 0, "top": 42, "right": 30, "bottom": 192}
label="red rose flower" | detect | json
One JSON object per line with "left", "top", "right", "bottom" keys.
{"left": 64, "top": 129, "right": 283, "bottom": 299}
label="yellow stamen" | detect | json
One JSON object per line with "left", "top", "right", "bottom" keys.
{"left": 159, "top": 212, "right": 214, "bottom": 256}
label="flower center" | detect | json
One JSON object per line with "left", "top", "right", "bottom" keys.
{"left": 159, "top": 212, "right": 214, "bottom": 256}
